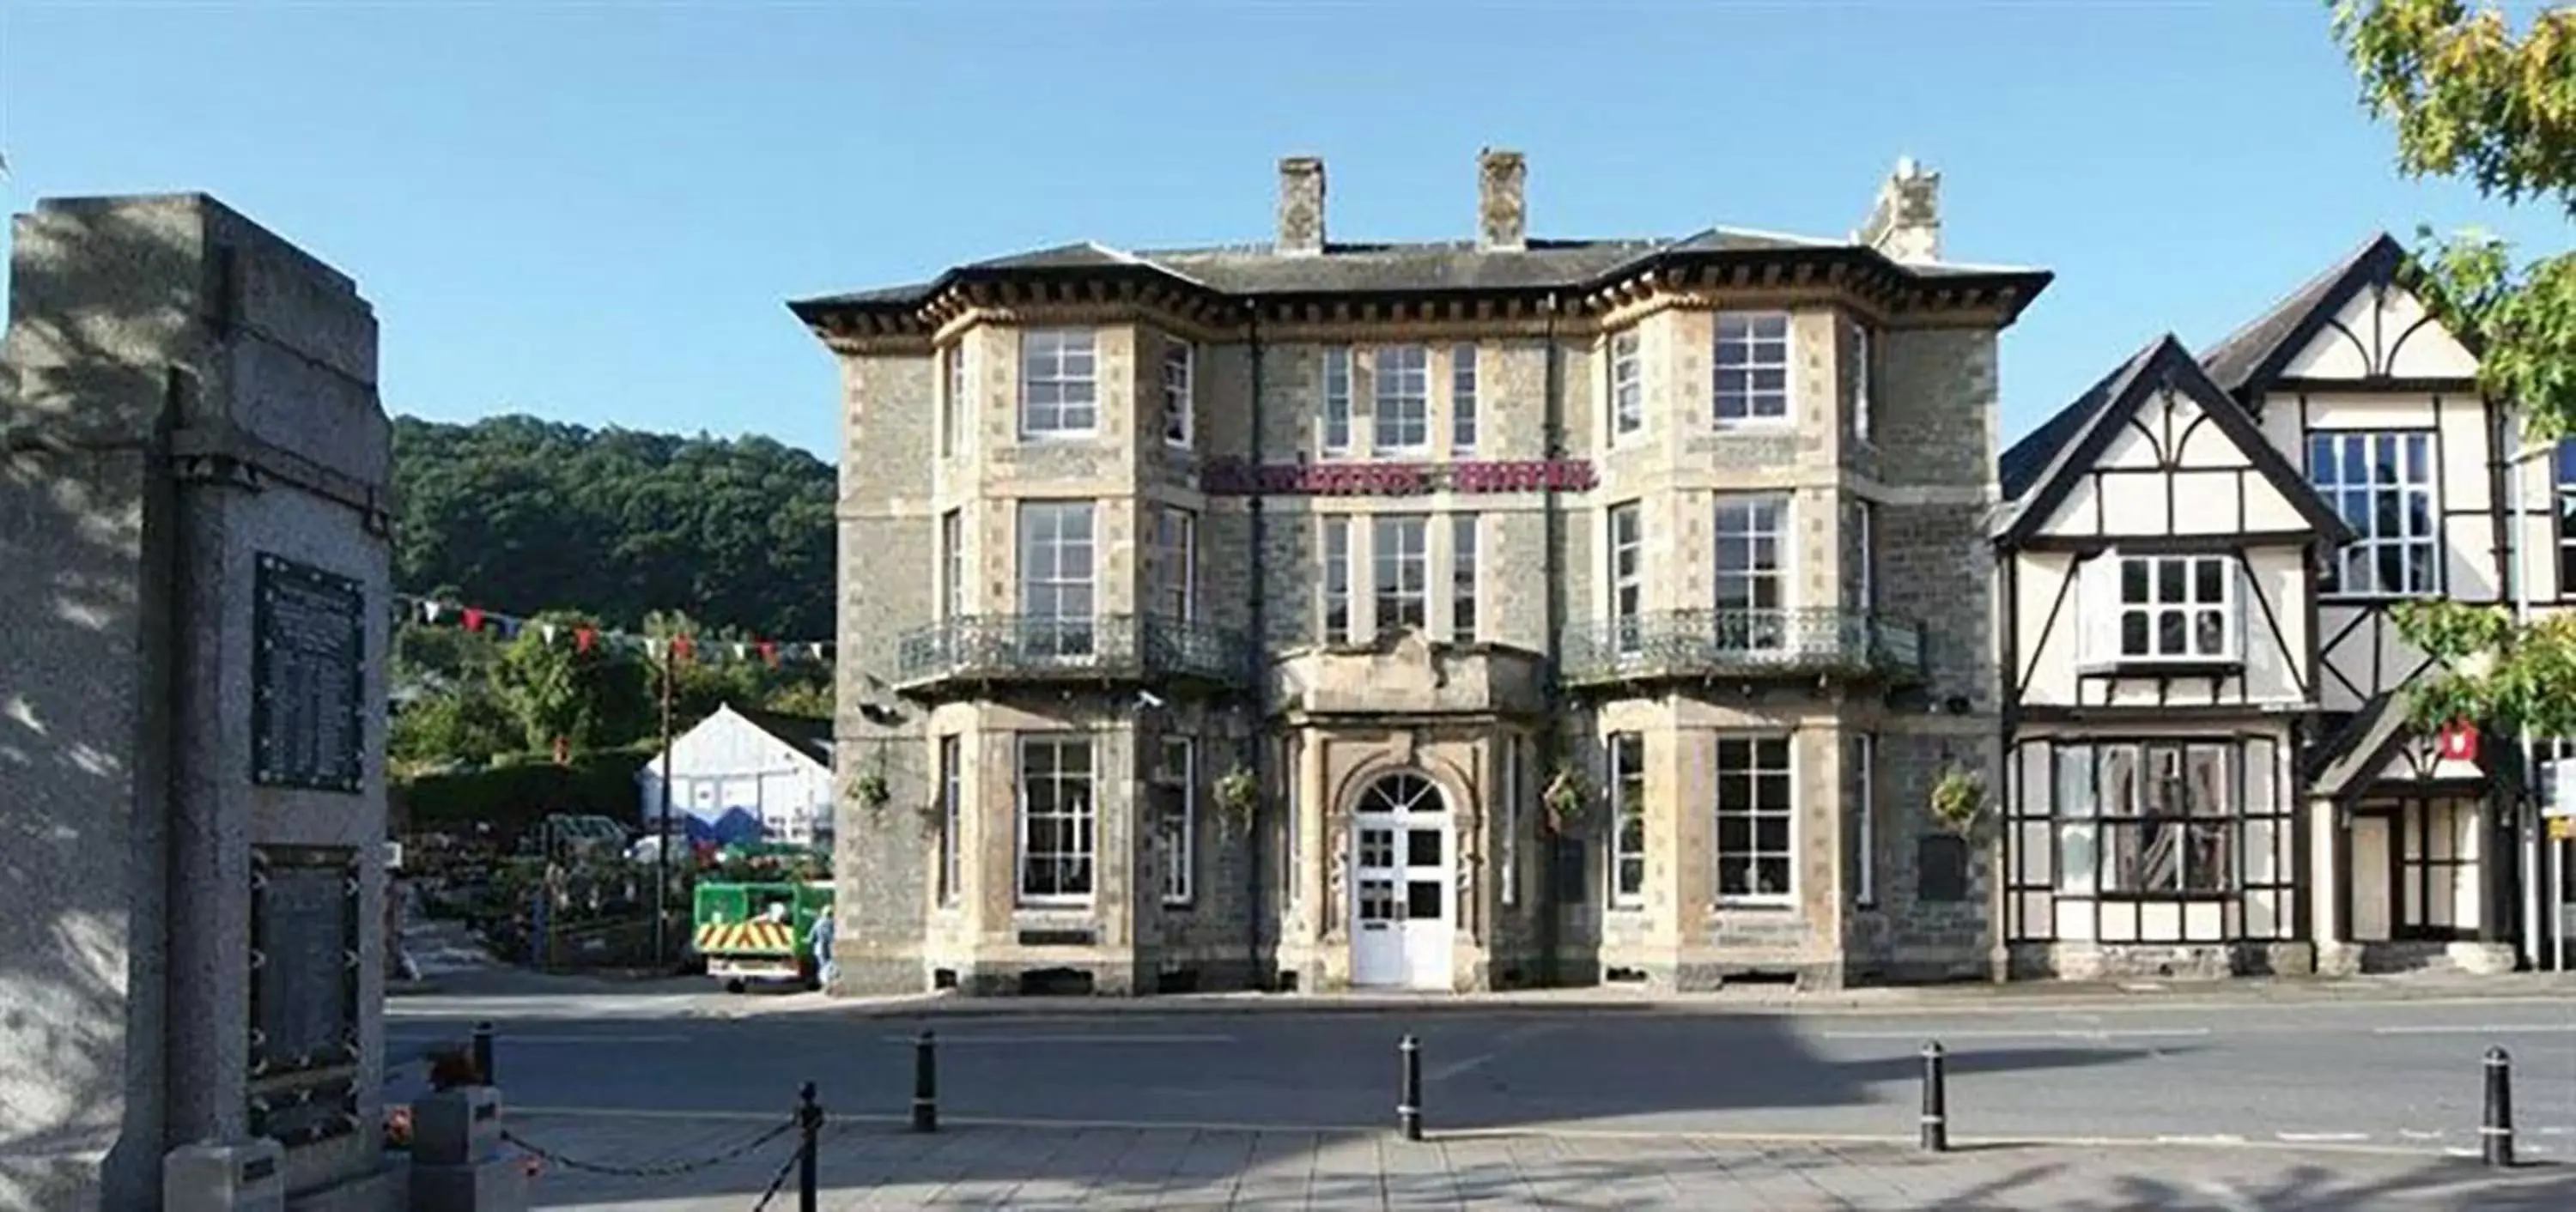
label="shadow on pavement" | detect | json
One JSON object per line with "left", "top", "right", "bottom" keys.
{"left": 509, "top": 1121, "right": 2576, "bottom": 1210}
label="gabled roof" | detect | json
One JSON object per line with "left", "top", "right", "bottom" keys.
{"left": 730, "top": 706, "right": 834, "bottom": 765}
{"left": 2196, "top": 233, "right": 2414, "bottom": 399}
{"left": 1991, "top": 334, "right": 2355, "bottom": 548}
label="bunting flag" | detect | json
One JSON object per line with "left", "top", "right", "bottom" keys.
{"left": 394, "top": 593, "right": 835, "bottom": 666}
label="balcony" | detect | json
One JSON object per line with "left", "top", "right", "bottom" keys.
{"left": 1558, "top": 608, "right": 1926, "bottom": 690}
{"left": 892, "top": 614, "right": 1259, "bottom": 696}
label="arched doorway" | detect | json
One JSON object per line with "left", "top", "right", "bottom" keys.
{"left": 1349, "top": 771, "right": 1453, "bottom": 989}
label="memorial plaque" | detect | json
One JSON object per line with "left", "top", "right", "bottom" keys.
{"left": 250, "top": 552, "right": 367, "bottom": 792}
{"left": 249, "top": 846, "right": 361, "bottom": 1078}
{"left": 1917, "top": 834, "right": 1971, "bottom": 903}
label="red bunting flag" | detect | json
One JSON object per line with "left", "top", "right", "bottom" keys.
{"left": 671, "top": 634, "right": 695, "bottom": 663}
{"left": 574, "top": 627, "right": 597, "bottom": 654}
{"left": 460, "top": 607, "right": 484, "bottom": 633}
{"left": 756, "top": 640, "right": 779, "bottom": 668}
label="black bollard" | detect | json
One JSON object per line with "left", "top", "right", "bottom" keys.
{"left": 471, "top": 1021, "right": 495, "bottom": 1086}
{"left": 2482, "top": 1046, "right": 2514, "bottom": 1167}
{"left": 797, "top": 1081, "right": 822, "bottom": 1212}
{"left": 1397, "top": 1034, "right": 1424, "bottom": 1142}
{"left": 911, "top": 1031, "right": 939, "bottom": 1134}
{"left": 1919, "top": 1041, "right": 1948, "bottom": 1153}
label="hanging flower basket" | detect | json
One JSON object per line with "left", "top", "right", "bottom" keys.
{"left": 1542, "top": 767, "right": 1590, "bottom": 834}
{"left": 1213, "top": 765, "right": 1260, "bottom": 831}
{"left": 853, "top": 767, "right": 890, "bottom": 814}
{"left": 1929, "top": 765, "right": 1988, "bottom": 838}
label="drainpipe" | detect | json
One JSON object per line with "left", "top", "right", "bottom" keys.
{"left": 1536, "top": 291, "right": 1565, "bottom": 986}
{"left": 1243, "top": 305, "right": 1270, "bottom": 987}
{"left": 2506, "top": 405, "right": 2541, "bottom": 971}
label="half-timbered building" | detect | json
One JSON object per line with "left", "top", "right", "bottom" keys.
{"left": 1996, "top": 233, "right": 2554, "bottom": 979}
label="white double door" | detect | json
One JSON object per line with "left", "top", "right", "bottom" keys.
{"left": 1349, "top": 773, "right": 1454, "bottom": 990}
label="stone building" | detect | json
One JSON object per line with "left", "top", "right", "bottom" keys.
{"left": 790, "top": 151, "right": 2051, "bottom": 995}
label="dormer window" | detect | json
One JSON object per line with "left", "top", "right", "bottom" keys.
{"left": 2084, "top": 552, "right": 2241, "bottom": 666}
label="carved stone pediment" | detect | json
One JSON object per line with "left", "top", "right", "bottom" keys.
{"left": 1271, "top": 627, "right": 1545, "bottom": 718}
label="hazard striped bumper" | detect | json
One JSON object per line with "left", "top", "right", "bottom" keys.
{"left": 693, "top": 920, "right": 797, "bottom": 954}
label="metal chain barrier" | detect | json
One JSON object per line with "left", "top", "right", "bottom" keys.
{"left": 744, "top": 1136, "right": 805, "bottom": 1212}
{"left": 499, "top": 1118, "right": 796, "bottom": 1179}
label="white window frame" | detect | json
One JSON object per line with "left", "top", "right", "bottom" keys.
{"left": 937, "top": 735, "right": 963, "bottom": 906}
{"left": 1450, "top": 344, "right": 1479, "bottom": 453}
{"left": 1153, "top": 736, "right": 1195, "bottom": 906}
{"left": 1373, "top": 345, "right": 1431, "bottom": 452}
{"left": 1714, "top": 311, "right": 1793, "bottom": 427}
{"left": 1018, "top": 328, "right": 1098, "bottom": 439}
{"left": 1608, "top": 731, "right": 1647, "bottom": 908}
{"left": 1849, "top": 500, "right": 1875, "bottom": 610}
{"left": 1321, "top": 516, "right": 1355, "bottom": 642}
{"left": 1153, "top": 506, "right": 1196, "bottom": 621}
{"left": 939, "top": 508, "right": 964, "bottom": 621}
{"left": 1715, "top": 495, "right": 1792, "bottom": 650}
{"left": 1611, "top": 329, "right": 1643, "bottom": 439}
{"left": 1609, "top": 503, "right": 1643, "bottom": 653}
{"left": 2308, "top": 430, "right": 2439, "bottom": 597}
{"left": 1450, "top": 512, "right": 1479, "bottom": 642}
{"left": 1161, "top": 337, "right": 1194, "bottom": 448}
{"left": 1321, "top": 347, "right": 1353, "bottom": 456}
{"left": 1017, "top": 501, "right": 1096, "bottom": 658}
{"left": 1851, "top": 322, "right": 1874, "bottom": 444}
{"left": 1715, "top": 735, "right": 1796, "bottom": 904}
{"left": 1851, "top": 734, "right": 1875, "bottom": 908}
{"left": 941, "top": 341, "right": 969, "bottom": 458}
{"left": 1499, "top": 733, "right": 1521, "bottom": 907}
{"left": 1016, "top": 735, "right": 1096, "bottom": 905}
{"left": 2106, "top": 553, "right": 2239, "bottom": 664}
{"left": 1372, "top": 514, "right": 1430, "bottom": 633}
{"left": 2556, "top": 439, "right": 2576, "bottom": 601}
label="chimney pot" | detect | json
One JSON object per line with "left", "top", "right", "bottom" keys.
{"left": 1477, "top": 148, "right": 1528, "bottom": 252}
{"left": 1276, "top": 156, "right": 1326, "bottom": 257}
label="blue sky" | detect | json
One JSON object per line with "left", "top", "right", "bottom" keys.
{"left": 5, "top": 1, "right": 2567, "bottom": 460}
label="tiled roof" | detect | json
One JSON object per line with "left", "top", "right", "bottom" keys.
{"left": 1998, "top": 231, "right": 2410, "bottom": 513}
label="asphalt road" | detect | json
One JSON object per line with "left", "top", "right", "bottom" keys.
{"left": 386, "top": 995, "right": 2576, "bottom": 1155}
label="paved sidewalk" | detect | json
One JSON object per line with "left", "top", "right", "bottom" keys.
{"left": 507, "top": 1114, "right": 2575, "bottom": 1209}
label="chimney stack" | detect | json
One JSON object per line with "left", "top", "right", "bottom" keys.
{"left": 1477, "top": 148, "right": 1528, "bottom": 252}
{"left": 1854, "top": 155, "right": 1941, "bottom": 264}
{"left": 1276, "top": 156, "right": 1327, "bottom": 257}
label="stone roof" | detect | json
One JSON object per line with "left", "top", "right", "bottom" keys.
{"left": 790, "top": 227, "right": 2048, "bottom": 314}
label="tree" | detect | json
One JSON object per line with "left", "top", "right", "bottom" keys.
{"left": 2332, "top": 2, "right": 2576, "bottom": 737}
{"left": 391, "top": 415, "right": 835, "bottom": 639}
{"left": 489, "top": 610, "right": 651, "bottom": 753}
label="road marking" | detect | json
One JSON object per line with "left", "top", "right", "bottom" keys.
{"left": 2275, "top": 1131, "right": 2370, "bottom": 1142}
{"left": 2154, "top": 1134, "right": 2246, "bottom": 1146}
{"left": 2369, "top": 1023, "right": 2576, "bottom": 1036}
{"left": 1426, "top": 1021, "right": 1564, "bottom": 1083}
{"left": 385, "top": 1033, "right": 688, "bottom": 1045}
{"left": 2398, "top": 1129, "right": 2444, "bottom": 1140}
{"left": 873, "top": 1033, "right": 1234, "bottom": 1045}
{"left": 1817, "top": 1027, "right": 2210, "bottom": 1041}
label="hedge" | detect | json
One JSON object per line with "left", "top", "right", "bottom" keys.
{"left": 394, "top": 742, "right": 658, "bottom": 845}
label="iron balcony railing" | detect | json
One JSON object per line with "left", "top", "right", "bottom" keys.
{"left": 893, "top": 613, "right": 1258, "bottom": 689}
{"left": 1558, "top": 607, "right": 1926, "bottom": 688}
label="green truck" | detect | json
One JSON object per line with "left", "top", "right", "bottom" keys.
{"left": 690, "top": 877, "right": 833, "bottom": 992}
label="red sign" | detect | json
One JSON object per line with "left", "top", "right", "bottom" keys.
{"left": 2437, "top": 721, "right": 2479, "bottom": 763}
{"left": 1200, "top": 458, "right": 1597, "bottom": 497}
